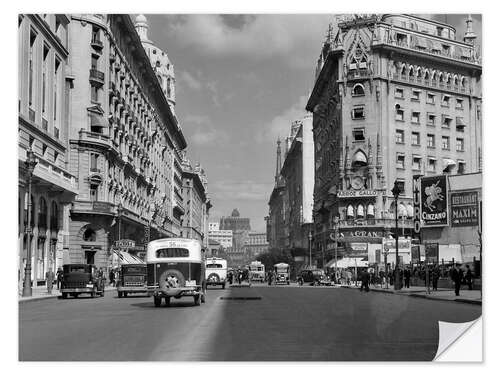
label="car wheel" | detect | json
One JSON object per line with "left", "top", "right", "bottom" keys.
{"left": 194, "top": 295, "right": 201, "bottom": 306}
{"left": 164, "top": 297, "right": 171, "bottom": 306}
{"left": 159, "top": 269, "right": 186, "bottom": 289}
{"left": 154, "top": 296, "right": 162, "bottom": 307}
{"left": 222, "top": 282, "right": 225, "bottom": 289}
{"left": 201, "top": 293, "right": 206, "bottom": 303}
{"left": 118, "top": 291, "right": 122, "bottom": 298}
{"left": 73, "top": 293, "right": 78, "bottom": 298}
{"left": 207, "top": 273, "right": 220, "bottom": 285}
{"left": 100, "top": 289, "right": 105, "bottom": 297}
{"left": 62, "top": 293, "right": 68, "bottom": 299}
{"left": 123, "top": 292, "right": 128, "bottom": 297}
{"left": 91, "top": 289, "right": 96, "bottom": 298}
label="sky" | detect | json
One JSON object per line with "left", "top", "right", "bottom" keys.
{"left": 142, "top": 14, "right": 482, "bottom": 232}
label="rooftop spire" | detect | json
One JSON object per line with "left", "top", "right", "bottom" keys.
{"left": 275, "top": 138, "right": 282, "bottom": 185}
{"left": 464, "top": 14, "right": 477, "bottom": 45}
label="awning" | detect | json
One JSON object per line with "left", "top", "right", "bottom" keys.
{"left": 352, "top": 150, "right": 367, "bottom": 165}
{"left": 443, "top": 158, "right": 456, "bottom": 170}
{"left": 456, "top": 117, "right": 466, "bottom": 126}
{"left": 325, "top": 257, "right": 369, "bottom": 269}
{"left": 90, "top": 112, "right": 107, "bottom": 128}
{"left": 111, "top": 250, "right": 145, "bottom": 266}
{"left": 397, "top": 203, "right": 407, "bottom": 217}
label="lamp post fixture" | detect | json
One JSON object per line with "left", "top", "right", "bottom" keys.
{"left": 22, "top": 149, "right": 38, "bottom": 297}
{"left": 383, "top": 224, "right": 391, "bottom": 289}
{"left": 391, "top": 181, "right": 402, "bottom": 291}
{"left": 333, "top": 216, "right": 339, "bottom": 282}
{"left": 116, "top": 202, "right": 123, "bottom": 269}
{"left": 308, "top": 231, "right": 313, "bottom": 267}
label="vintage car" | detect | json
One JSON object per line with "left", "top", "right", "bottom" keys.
{"left": 274, "top": 263, "right": 290, "bottom": 285}
{"left": 249, "top": 261, "right": 265, "bottom": 282}
{"left": 297, "top": 268, "right": 326, "bottom": 286}
{"left": 146, "top": 238, "right": 206, "bottom": 307}
{"left": 117, "top": 263, "right": 149, "bottom": 297}
{"left": 60, "top": 264, "right": 105, "bottom": 298}
{"left": 205, "top": 257, "right": 227, "bottom": 289}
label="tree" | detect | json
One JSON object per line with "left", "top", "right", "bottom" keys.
{"left": 256, "top": 249, "right": 296, "bottom": 277}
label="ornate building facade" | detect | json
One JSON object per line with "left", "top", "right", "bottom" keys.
{"left": 66, "top": 14, "right": 187, "bottom": 267}
{"left": 306, "top": 14, "right": 482, "bottom": 267}
{"left": 18, "top": 14, "right": 78, "bottom": 285}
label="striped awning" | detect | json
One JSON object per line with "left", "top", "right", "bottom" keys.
{"left": 90, "top": 112, "right": 107, "bottom": 128}
{"left": 456, "top": 117, "right": 466, "bottom": 126}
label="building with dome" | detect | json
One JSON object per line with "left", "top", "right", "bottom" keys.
{"left": 134, "top": 14, "right": 176, "bottom": 113}
{"left": 306, "top": 14, "right": 482, "bottom": 268}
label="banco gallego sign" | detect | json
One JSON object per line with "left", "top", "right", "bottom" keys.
{"left": 337, "top": 190, "right": 377, "bottom": 198}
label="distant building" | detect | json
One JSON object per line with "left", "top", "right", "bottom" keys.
{"left": 208, "top": 228, "right": 233, "bottom": 249}
{"left": 220, "top": 209, "right": 251, "bottom": 267}
{"left": 220, "top": 208, "right": 251, "bottom": 231}
{"left": 208, "top": 222, "right": 219, "bottom": 231}
{"left": 244, "top": 231, "right": 269, "bottom": 261}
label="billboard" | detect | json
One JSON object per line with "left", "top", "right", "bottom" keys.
{"left": 411, "top": 245, "right": 421, "bottom": 263}
{"left": 420, "top": 175, "right": 449, "bottom": 227}
{"left": 425, "top": 243, "right": 439, "bottom": 263}
{"left": 450, "top": 190, "right": 479, "bottom": 227}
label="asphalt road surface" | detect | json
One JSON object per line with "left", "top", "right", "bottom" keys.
{"left": 19, "top": 284, "right": 481, "bottom": 361}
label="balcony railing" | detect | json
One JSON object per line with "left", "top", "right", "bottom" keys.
{"left": 91, "top": 38, "right": 104, "bottom": 50}
{"left": 89, "top": 68, "right": 105, "bottom": 85}
{"left": 79, "top": 129, "right": 109, "bottom": 147}
{"left": 339, "top": 218, "right": 414, "bottom": 228}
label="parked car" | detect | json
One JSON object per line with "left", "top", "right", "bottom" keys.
{"left": 61, "top": 264, "right": 105, "bottom": 299}
{"left": 146, "top": 238, "right": 206, "bottom": 307}
{"left": 249, "top": 261, "right": 265, "bottom": 282}
{"left": 117, "top": 263, "right": 148, "bottom": 297}
{"left": 297, "top": 269, "right": 326, "bottom": 286}
{"left": 274, "top": 263, "right": 290, "bottom": 285}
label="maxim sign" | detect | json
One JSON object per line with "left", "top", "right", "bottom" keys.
{"left": 420, "top": 175, "right": 449, "bottom": 227}
{"left": 337, "top": 190, "right": 377, "bottom": 198}
{"left": 450, "top": 190, "right": 479, "bottom": 227}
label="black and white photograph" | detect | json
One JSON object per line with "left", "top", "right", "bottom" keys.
{"left": 13, "top": 6, "right": 489, "bottom": 365}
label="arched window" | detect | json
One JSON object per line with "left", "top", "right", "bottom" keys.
{"left": 38, "top": 197, "right": 47, "bottom": 229}
{"left": 347, "top": 205, "right": 354, "bottom": 219}
{"left": 352, "top": 83, "right": 365, "bottom": 96}
{"left": 167, "top": 78, "right": 171, "bottom": 96}
{"left": 461, "top": 77, "right": 467, "bottom": 87}
{"left": 438, "top": 72, "right": 443, "bottom": 82}
{"left": 408, "top": 66, "right": 414, "bottom": 77}
{"left": 406, "top": 204, "right": 414, "bottom": 218}
{"left": 401, "top": 65, "right": 406, "bottom": 76}
{"left": 357, "top": 204, "right": 365, "bottom": 218}
{"left": 50, "top": 201, "right": 58, "bottom": 230}
{"left": 367, "top": 204, "right": 375, "bottom": 218}
{"left": 424, "top": 70, "right": 430, "bottom": 80}
{"left": 155, "top": 60, "right": 160, "bottom": 67}
{"left": 83, "top": 228, "right": 97, "bottom": 242}
{"left": 454, "top": 75, "right": 459, "bottom": 85}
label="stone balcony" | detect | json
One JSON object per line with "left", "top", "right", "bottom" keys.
{"left": 78, "top": 129, "right": 110, "bottom": 148}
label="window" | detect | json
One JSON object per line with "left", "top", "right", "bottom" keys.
{"left": 54, "top": 58, "right": 60, "bottom": 122}
{"left": 395, "top": 88, "right": 404, "bottom": 98}
{"left": 442, "top": 136, "right": 450, "bottom": 150}
{"left": 441, "top": 94, "right": 450, "bottom": 107}
{"left": 427, "top": 113, "right": 436, "bottom": 126}
{"left": 83, "top": 228, "right": 97, "bottom": 241}
{"left": 38, "top": 197, "right": 47, "bottom": 229}
{"left": 42, "top": 45, "right": 49, "bottom": 117}
{"left": 91, "top": 85, "right": 100, "bottom": 103}
{"left": 396, "top": 154, "right": 405, "bottom": 169}
{"left": 411, "top": 90, "right": 420, "bottom": 101}
{"left": 396, "top": 180, "right": 406, "bottom": 195}
{"left": 357, "top": 204, "right": 365, "bottom": 218}
{"left": 427, "top": 93, "right": 435, "bottom": 104}
{"left": 456, "top": 117, "right": 466, "bottom": 132}
{"left": 91, "top": 55, "right": 99, "bottom": 70}
{"left": 352, "top": 107, "right": 365, "bottom": 120}
{"left": 353, "top": 129, "right": 365, "bottom": 141}
{"left": 442, "top": 116, "right": 452, "bottom": 128}
{"left": 90, "top": 153, "right": 99, "bottom": 171}
{"left": 411, "top": 132, "right": 420, "bottom": 146}
{"left": 456, "top": 138, "right": 464, "bottom": 152}
{"left": 427, "top": 134, "right": 435, "bottom": 148}
{"left": 54, "top": 151, "right": 59, "bottom": 164}
{"left": 428, "top": 158, "right": 436, "bottom": 172}
{"left": 91, "top": 27, "right": 100, "bottom": 43}
{"left": 152, "top": 49, "right": 157, "bottom": 55}
{"left": 411, "top": 111, "right": 420, "bottom": 124}
{"left": 90, "top": 185, "right": 98, "bottom": 202}
{"left": 352, "top": 84, "right": 365, "bottom": 96}
{"left": 396, "top": 108, "right": 404, "bottom": 121}
{"left": 396, "top": 129, "right": 405, "bottom": 143}
{"left": 456, "top": 98, "right": 464, "bottom": 109}
{"left": 29, "top": 29, "right": 37, "bottom": 109}
{"left": 457, "top": 161, "right": 466, "bottom": 174}
{"left": 156, "top": 248, "right": 189, "bottom": 258}
{"left": 412, "top": 157, "right": 421, "bottom": 170}
{"left": 346, "top": 205, "right": 354, "bottom": 219}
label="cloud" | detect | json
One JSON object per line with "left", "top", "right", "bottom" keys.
{"left": 256, "top": 95, "right": 309, "bottom": 143}
{"left": 178, "top": 70, "right": 203, "bottom": 91}
{"left": 183, "top": 114, "right": 228, "bottom": 146}
{"left": 164, "top": 14, "right": 333, "bottom": 68}
{"left": 210, "top": 180, "right": 272, "bottom": 202}
{"left": 178, "top": 69, "right": 224, "bottom": 107}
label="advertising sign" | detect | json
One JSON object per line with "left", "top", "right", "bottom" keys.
{"left": 425, "top": 243, "right": 439, "bottom": 263}
{"left": 420, "top": 175, "right": 449, "bottom": 227}
{"left": 115, "top": 239, "right": 136, "bottom": 249}
{"left": 337, "top": 190, "right": 377, "bottom": 198}
{"left": 450, "top": 190, "right": 479, "bottom": 227}
{"left": 348, "top": 243, "right": 368, "bottom": 256}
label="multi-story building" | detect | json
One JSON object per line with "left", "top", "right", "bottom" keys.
{"left": 180, "top": 155, "right": 210, "bottom": 244}
{"left": 66, "top": 14, "right": 187, "bottom": 267}
{"left": 266, "top": 139, "right": 287, "bottom": 251}
{"left": 208, "top": 225, "right": 233, "bottom": 249}
{"left": 220, "top": 209, "right": 251, "bottom": 267}
{"left": 18, "top": 14, "right": 78, "bottom": 286}
{"left": 306, "top": 14, "right": 481, "bottom": 267}
{"left": 243, "top": 231, "right": 269, "bottom": 261}
{"left": 18, "top": 14, "right": 77, "bottom": 285}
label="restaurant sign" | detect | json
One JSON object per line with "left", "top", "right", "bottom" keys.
{"left": 115, "top": 239, "right": 136, "bottom": 249}
{"left": 420, "top": 175, "right": 449, "bottom": 227}
{"left": 450, "top": 190, "right": 479, "bottom": 227}
{"left": 337, "top": 190, "right": 377, "bottom": 198}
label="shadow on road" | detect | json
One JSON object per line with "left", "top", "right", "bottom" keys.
{"left": 130, "top": 300, "right": 200, "bottom": 309}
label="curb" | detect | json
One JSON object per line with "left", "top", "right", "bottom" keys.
{"left": 19, "top": 287, "right": 117, "bottom": 304}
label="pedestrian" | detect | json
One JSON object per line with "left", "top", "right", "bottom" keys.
{"left": 56, "top": 267, "right": 63, "bottom": 289}
{"left": 450, "top": 263, "right": 464, "bottom": 296}
{"left": 346, "top": 270, "right": 352, "bottom": 285}
{"left": 403, "top": 268, "right": 411, "bottom": 288}
{"left": 45, "top": 268, "right": 55, "bottom": 295}
{"left": 109, "top": 269, "right": 115, "bottom": 286}
{"left": 431, "top": 266, "right": 439, "bottom": 291}
{"left": 359, "top": 269, "right": 370, "bottom": 292}
{"left": 465, "top": 265, "right": 473, "bottom": 290}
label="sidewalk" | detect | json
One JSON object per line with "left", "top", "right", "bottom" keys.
{"left": 340, "top": 283, "right": 482, "bottom": 305}
{"left": 18, "top": 285, "right": 117, "bottom": 304}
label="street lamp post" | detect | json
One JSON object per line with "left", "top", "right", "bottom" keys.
{"left": 22, "top": 149, "right": 38, "bottom": 297}
{"left": 308, "top": 231, "right": 313, "bottom": 267}
{"left": 116, "top": 203, "right": 123, "bottom": 269}
{"left": 333, "top": 216, "right": 339, "bottom": 282}
{"left": 391, "top": 181, "right": 402, "bottom": 291}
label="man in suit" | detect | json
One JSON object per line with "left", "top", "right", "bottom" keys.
{"left": 450, "top": 264, "right": 464, "bottom": 296}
